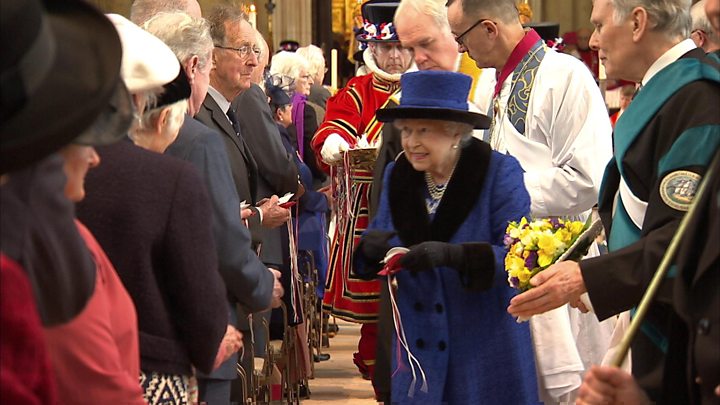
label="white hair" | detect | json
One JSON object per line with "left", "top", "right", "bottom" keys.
{"left": 692, "top": 0, "right": 719, "bottom": 40}
{"left": 611, "top": 0, "right": 692, "bottom": 39}
{"left": 442, "top": 121, "right": 474, "bottom": 144}
{"left": 143, "top": 12, "right": 213, "bottom": 70}
{"left": 396, "top": 0, "right": 451, "bottom": 32}
{"left": 255, "top": 29, "right": 269, "bottom": 63}
{"left": 296, "top": 45, "right": 326, "bottom": 79}
{"left": 270, "top": 51, "right": 310, "bottom": 81}
{"left": 130, "top": 0, "right": 190, "bottom": 24}
{"left": 135, "top": 99, "right": 188, "bottom": 138}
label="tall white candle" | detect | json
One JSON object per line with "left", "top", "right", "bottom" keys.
{"left": 331, "top": 49, "right": 338, "bottom": 90}
{"left": 598, "top": 58, "right": 607, "bottom": 80}
{"left": 249, "top": 4, "right": 257, "bottom": 29}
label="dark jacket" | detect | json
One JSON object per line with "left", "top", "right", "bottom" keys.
{"left": 76, "top": 140, "right": 227, "bottom": 376}
{"left": 196, "top": 92, "right": 263, "bottom": 245}
{"left": 233, "top": 84, "right": 299, "bottom": 267}
{"left": 670, "top": 150, "right": 720, "bottom": 405}
{"left": 166, "top": 116, "right": 273, "bottom": 312}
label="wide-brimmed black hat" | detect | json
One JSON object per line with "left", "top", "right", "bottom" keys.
{"left": 376, "top": 71, "right": 490, "bottom": 129}
{"left": 0, "top": 0, "right": 126, "bottom": 174}
{"left": 356, "top": 0, "right": 400, "bottom": 43}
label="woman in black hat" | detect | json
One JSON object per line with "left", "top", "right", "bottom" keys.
{"left": 0, "top": 0, "right": 147, "bottom": 402}
{"left": 355, "top": 70, "right": 540, "bottom": 404}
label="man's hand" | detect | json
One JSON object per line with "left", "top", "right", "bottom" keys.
{"left": 269, "top": 268, "right": 284, "bottom": 309}
{"left": 320, "top": 133, "right": 350, "bottom": 164}
{"left": 577, "top": 366, "right": 651, "bottom": 405}
{"left": 240, "top": 208, "right": 254, "bottom": 220}
{"left": 507, "top": 261, "right": 587, "bottom": 318}
{"left": 213, "top": 325, "right": 243, "bottom": 370}
{"left": 258, "top": 195, "right": 290, "bottom": 228}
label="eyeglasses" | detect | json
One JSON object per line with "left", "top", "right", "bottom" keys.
{"left": 454, "top": 18, "right": 489, "bottom": 46}
{"left": 300, "top": 74, "right": 313, "bottom": 81}
{"left": 215, "top": 44, "right": 261, "bottom": 58}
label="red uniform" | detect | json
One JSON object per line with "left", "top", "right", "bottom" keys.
{"left": 312, "top": 71, "right": 400, "bottom": 377}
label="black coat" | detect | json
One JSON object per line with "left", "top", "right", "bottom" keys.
{"left": 670, "top": 151, "right": 720, "bottom": 405}
{"left": 76, "top": 140, "right": 227, "bottom": 376}
{"left": 234, "top": 84, "right": 299, "bottom": 267}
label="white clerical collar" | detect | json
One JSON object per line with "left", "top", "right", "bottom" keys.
{"left": 641, "top": 39, "right": 697, "bottom": 87}
{"left": 207, "top": 85, "right": 232, "bottom": 114}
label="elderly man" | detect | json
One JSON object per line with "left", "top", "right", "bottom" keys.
{"left": 447, "top": 0, "right": 614, "bottom": 402}
{"left": 142, "top": 11, "right": 283, "bottom": 404}
{"left": 692, "top": 0, "right": 720, "bottom": 57}
{"left": 197, "top": 5, "right": 290, "bottom": 239}
{"left": 312, "top": 0, "right": 413, "bottom": 384}
{"left": 507, "top": 0, "right": 720, "bottom": 401}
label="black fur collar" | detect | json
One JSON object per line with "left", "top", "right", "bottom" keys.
{"left": 389, "top": 138, "right": 492, "bottom": 246}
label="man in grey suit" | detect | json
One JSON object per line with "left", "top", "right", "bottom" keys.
{"left": 196, "top": 6, "right": 290, "bottom": 238}
{"left": 233, "top": 29, "right": 300, "bottom": 277}
{"left": 193, "top": 6, "right": 293, "bottom": 403}
{"left": 141, "top": 10, "right": 284, "bottom": 405}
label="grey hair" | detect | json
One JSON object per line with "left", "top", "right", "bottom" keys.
{"left": 396, "top": 0, "right": 451, "bottom": 32}
{"left": 296, "top": 45, "right": 326, "bottom": 79}
{"left": 691, "top": 0, "right": 719, "bottom": 40}
{"left": 611, "top": 0, "right": 691, "bottom": 39}
{"left": 130, "top": 0, "right": 189, "bottom": 24}
{"left": 450, "top": 0, "right": 520, "bottom": 24}
{"left": 143, "top": 12, "right": 213, "bottom": 70}
{"left": 255, "top": 29, "right": 269, "bottom": 63}
{"left": 442, "top": 121, "right": 474, "bottom": 144}
{"left": 206, "top": 4, "right": 247, "bottom": 46}
{"left": 270, "top": 51, "right": 310, "bottom": 81}
{"left": 134, "top": 99, "right": 188, "bottom": 138}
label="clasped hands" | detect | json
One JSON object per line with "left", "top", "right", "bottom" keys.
{"left": 256, "top": 195, "right": 291, "bottom": 228}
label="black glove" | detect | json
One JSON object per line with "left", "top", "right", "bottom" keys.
{"left": 400, "top": 241, "right": 495, "bottom": 291}
{"left": 353, "top": 230, "right": 396, "bottom": 279}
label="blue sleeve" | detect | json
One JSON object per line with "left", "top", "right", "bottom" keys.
{"left": 489, "top": 153, "right": 531, "bottom": 286}
{"left": 186, "top": 131, "right": 274, "bottom": 312}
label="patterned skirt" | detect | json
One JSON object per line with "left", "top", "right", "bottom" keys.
{"left": 139, "top": 371, "right": 189, "bottom": 405}
{"left": 322, "top": 168, "right": 380, "bottom": 323}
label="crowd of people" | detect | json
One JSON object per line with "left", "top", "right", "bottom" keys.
{"left": 1, "top": 0, "right": 719, "bottom": 404}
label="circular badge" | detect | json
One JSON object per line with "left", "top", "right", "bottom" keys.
{"left": 659, "top": 170, "right": 701, "bottom": 211}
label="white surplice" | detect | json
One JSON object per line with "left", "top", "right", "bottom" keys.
{"left": 490, "top": 49, "right": 616, "bottom": 404}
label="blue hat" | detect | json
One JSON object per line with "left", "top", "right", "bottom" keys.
{"left": 376, "top": 71, "right": 491, "bottom": 129}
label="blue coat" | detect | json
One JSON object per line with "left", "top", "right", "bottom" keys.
{"left": 366, "top": 139, "right": 540, "bottom": 404}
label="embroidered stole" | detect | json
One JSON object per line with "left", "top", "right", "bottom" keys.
{"left": 505, "top": 40, "right": 546, "bottom": 136}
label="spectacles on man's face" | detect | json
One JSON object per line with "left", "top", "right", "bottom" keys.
{"left": 454, "top": 18, "right": 489, "bottom": 46}
{"left": 215, "top": 44, "right": 261, "bottom": 58}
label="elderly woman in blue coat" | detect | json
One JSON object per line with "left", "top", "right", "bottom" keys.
{"left": 355, "top": 70, "right": 540, "bottom": 404}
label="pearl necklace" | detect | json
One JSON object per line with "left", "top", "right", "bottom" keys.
{"left": 424, "top": 158, "right": 458, "bottom": 203}
{"left": 425, "top": 172, "right": 448, "bottom": 200}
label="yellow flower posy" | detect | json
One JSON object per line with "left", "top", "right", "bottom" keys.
{"left": 504, "top": 217, "right": 592, "bottom": 291}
